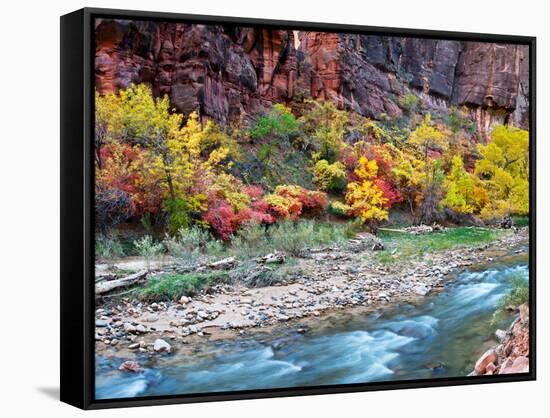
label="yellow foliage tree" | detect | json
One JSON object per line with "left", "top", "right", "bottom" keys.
{"left": 409, "top": 113, "right": 448, "bottom": 161}
{"left": 475, "top": 125, "right": 529, "bottom": 219}
{"left": 345, "top": 157, "right": 389, "bottom": 227}
{"left": 441, "top": 155, "right": 487, "bottom": 214}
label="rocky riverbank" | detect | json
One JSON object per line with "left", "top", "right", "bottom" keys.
{"left": 95, "top": 228, "right": 528, "bottom": 358}
{"left": 472, "top": 303, "right": 530, "bottom": 376}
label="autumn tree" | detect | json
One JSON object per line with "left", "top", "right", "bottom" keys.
{"left": 300, "top": 100, "right": 349, "bottom": 161}
{"left": 440, "top": 155, "right": 487, "bottom": 214}
{"left": 408, "top": 113, "right": 448, "bottom": 223}
{"left": 345, "top": 157, "right": 389, "bottom": 232}
{"left": 95, "top": 84, "right": 241, "bottom": 234}
{"left": 475, "top": 125, "right": 529, "bottom": 220}
{"left": 95, "top": 90, "right": 122, "bottom": 169}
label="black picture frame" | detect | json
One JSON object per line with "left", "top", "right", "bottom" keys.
{"left": 60, "top": 7, "right": 536, "bottom": 410}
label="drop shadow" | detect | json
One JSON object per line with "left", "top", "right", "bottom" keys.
{"left": 36, "top": 386, "right": 60, "bottom": 400}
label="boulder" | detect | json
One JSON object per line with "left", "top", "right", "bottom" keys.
{"left": 474, "top": 348, "right": 498, "bottom": 374}
{"left": 118, "top": 361, "right": 143, "bottom": 373}
{"left": 153, "top": 338, "right": 172, "bottom": 353}
{"left": 413, "top": 284, "right": 430, "bottom": 297}
{"left": 500, "top": 356, "right": 529, "bottom": 374}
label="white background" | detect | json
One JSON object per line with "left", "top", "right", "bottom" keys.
{"left": 0, "top": 0, "right": 546, "bottom": 416}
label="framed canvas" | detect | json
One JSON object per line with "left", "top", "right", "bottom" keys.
{"left": 60, "top": 7, "right": 536, "bottom": 410}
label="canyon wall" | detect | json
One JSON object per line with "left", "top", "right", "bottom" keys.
{"left": 95, "top": 19, "right": 529, "bottom": 139}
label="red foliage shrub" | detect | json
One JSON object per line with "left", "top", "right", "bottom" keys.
{"left": 275, "top": 185, "right": 328, "bottom": 211}
{"left": 244, "top": 185, "right": 265, "bottom": 200}
{"left": 237, "top": 185, "right": 276, "bottom": 225}
{"left": 202, "top": 195, "right": 238, "bottom": 240}
{"left": 374, "top": 177, "right": 403, "bottom": 208}
{"left": 367, "top": 145, "right": 394, "bottom": 178}
{"left": 237, "top": 206, "right": 275, "bottom": 225}
{"left": 339, "top": 148, "right": 358, "bottom": 171}
{"left": 98, "top": 144, "right": 164, "bottom": 216}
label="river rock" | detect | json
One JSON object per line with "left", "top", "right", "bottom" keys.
{"left": 179, "top": 296, "right": 190, "bottom": 304}
{"left": 123, "top": 322, "right": 136, "bottom": 333}
{"left": 153, "top": 338, "right": 172, "bottom": 353}
{"left": 197, "top": 310, "right": 209, "bottom": 319}
{"left": 135, "top": 324, "right": 149, "bottom": 334}
{"left": 413, "top": 284, "right": 430, "bottom": 296}
{"left": 95, "top": 319, "right": 110, "bottom": 327}
{"left": 474, "top": 348, "right": 498, "bottom": 374}
{"left": 143, "top": 313, "right": 159, "bottom": 322}
{"left": 119, "top": 361, "right": 143, "bottom": 373}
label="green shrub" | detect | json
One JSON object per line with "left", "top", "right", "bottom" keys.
{"left": 256, "top": 144, "right": 273, "bottom": 162}
{"left": 400, "top": 93, "right": 419, "bottom": 114}
{"left": 230, "top": 221, "right": 270, "bottom": 257}
{"left": 133, "top": 235, "right": 164, "bottom": 271}
{"left": 95, "top": 233, "right": 125, "bottom": 260}
{"left": 250, "top": 104, "right": 300, "bottom": 141}
{"left": 163, "top": 225, "right": 211, "bottom": 266}
{"left": 140, "top": 214, "right": 154, "bottom": 234}
{"left": 204, "top": 239, "right": 226, "bottom": 257}
{"left": 270, "top": 220, "right": 348, "bottom": 255}
{"left": 270, "top": 221, "right": 314, "bottom": 256}
{"left": 163, "top": 198, "right": 203, "bottom": 236}
{"left": 136, "top": 271, "right": 230, "bottom": 300}
{"left": 329, "top": 201, "right": 352, "bottom": 218}
{"left": 313, "top": 159, "right": 347, "bottom": 192}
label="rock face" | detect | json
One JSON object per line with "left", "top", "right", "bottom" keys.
{"left": 95, "top": 19, "right": 529, "bottom": 139}
{"left": 95, "top": 19, "right": 297, "bottom": 126}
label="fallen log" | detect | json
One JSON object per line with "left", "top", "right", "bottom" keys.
{"left": 378, "top": 227, "right": 409, "bottom": 233}
{"left": 95, "top": 270, "right": 148, "bottom": 295}
{"left": 209, "top": 257, "right": 236, "bottom": 270}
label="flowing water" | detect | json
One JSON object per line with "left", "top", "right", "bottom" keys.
{"left": 95, "top": 251, "right": 528, "bottom": 400}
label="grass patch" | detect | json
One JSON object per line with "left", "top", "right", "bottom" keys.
{"left": 135, "top": 271, "right": 230, "bottom": 301}
{"left": 512, "top": 216, "right": 529, "bottom": 227}
{"left": 375, "top": 227, "right": 508, "bottom": 264}
{"left": 492, "top": 274, "right": 529, "bottom": 324}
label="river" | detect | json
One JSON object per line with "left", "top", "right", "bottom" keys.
{"left": 95, "top": 250, "right": 529, "bottom": 399}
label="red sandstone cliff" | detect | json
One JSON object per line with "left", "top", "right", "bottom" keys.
{"left": 95, "top": 19, "right": 529, "bottom": 139}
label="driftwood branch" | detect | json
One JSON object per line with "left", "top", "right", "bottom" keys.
{"left": 95, "top": 270, "right": 148, "bottom": 295}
